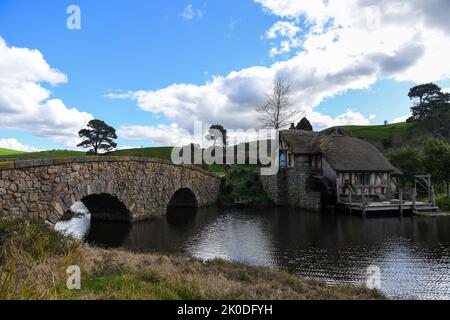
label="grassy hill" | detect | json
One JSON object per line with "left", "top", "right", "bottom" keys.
{"left": 0, "top": 150, "right": 85, "bottom": 160}
{"left": 0, "top": 148, "right": 26, "bottom": 156}
{"left": 108, "top": 146, "right": 173, "bottom": 160}
{"left": 341, "top": 122, "right": 433, "bottom": 151}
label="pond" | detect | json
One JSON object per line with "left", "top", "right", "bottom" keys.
{"left": 86, "top": 206, "right": 450, "bottom": 300}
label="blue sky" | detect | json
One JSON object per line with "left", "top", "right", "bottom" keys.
{"left": 1, "top": 0, "right": 450, "bottom": 151}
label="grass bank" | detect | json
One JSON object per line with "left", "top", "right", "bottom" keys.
{"left": 0, "top": 217, "right": 384, "bottom": 300}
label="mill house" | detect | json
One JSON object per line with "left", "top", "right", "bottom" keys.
{"left": 276, "top": 126, "right": 437, "bottom": 214}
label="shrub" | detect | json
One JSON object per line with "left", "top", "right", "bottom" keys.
{"left": 437, "top": 197, "right": 450, "bottom": 210}
{"left": 221, "top": 184, "right": 234, "bottom": 195}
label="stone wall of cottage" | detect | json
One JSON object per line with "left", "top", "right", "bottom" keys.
{"left": 0, "top": 157, "right": 221, "bottom": 224}
{"left": 261, "top": 168, "right": 322, "bottom": 212}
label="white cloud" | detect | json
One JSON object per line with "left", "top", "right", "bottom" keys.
{"left": 392, "top": 114, "right": 410, "bottom": 123}
{"left": 0, "top": 38, "right": 93, "bottom": 147}
{"left": 443, "top": 87, "right": 450, "bottom": 94}
{"left": 108, "top": 1, "right": 450, "bottom": 142}
{"left": 369, "top": 114, "right": 377, "bottom": 120}
{"left": 306, "top": 108, "right": 371, "bottom": 130}
{"left": 118, "top": 123, "right": 195, "bottom": 147}
{"left": 0, "top": 138, "right": 39, "bottom": 152}
{"left": 265, "top": 21, "right": 301, "bottom": 57}
{"left": 182, "top": 4, "right": 204, "bottom": 20}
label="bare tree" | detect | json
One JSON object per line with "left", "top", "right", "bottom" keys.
{"left": 257, "top": 78, "right": 298, "bottom": 129}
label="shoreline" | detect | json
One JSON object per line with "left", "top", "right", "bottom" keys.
{"left": 0, "top": 217, "right": 385, "bottom": 300}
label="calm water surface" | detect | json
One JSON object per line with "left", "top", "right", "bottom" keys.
{"left": 86, "top": 207, "right": 450, "bottom": 300}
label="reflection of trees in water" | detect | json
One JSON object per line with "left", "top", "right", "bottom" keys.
{"left": 87, "top": 206, "right": 223, "bottom": 254}
{"left": 183, "top": 208, "right": 276, "bottom": 266}
{"left": 265, "top": 208, "right": 450, "bottom": 285}
{"left": 86, "top": 205, "right": 450, "bottom": 297}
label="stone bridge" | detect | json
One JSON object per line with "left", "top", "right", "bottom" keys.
{"left": 0, "top": 157, "right": 221, "bottom": 223}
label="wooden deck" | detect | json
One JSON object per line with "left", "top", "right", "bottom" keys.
{"left": 339, "top": 200, "right": 439, "bottom": 215}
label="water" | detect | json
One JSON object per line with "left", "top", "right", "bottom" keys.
{"left": 86, "top": 207, "right": 450, "bottom": 300}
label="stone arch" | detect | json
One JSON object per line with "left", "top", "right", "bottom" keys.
{"left": 168, "top": 188, "right": 198, "bottom": 208}
{"left": 81, "top": 193, "right": 132, "bottom": 222}
{"left": 51, "top": 181, "right": 134, "bottom": 223}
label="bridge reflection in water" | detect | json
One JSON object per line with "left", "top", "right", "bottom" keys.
{"left": 86, "top": 207, "right": 450, "bottom": 299}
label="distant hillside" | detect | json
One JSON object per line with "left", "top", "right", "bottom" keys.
{"left": 341, "top": 122, "right": 433, "bottom": 152}
{"left": 0, "top": 150, "right": 85, "bottom": 160}
{"left": 0, "top": 148, "right": 26, "bottom": 156}
{"left": 108, "top": 147, "right": 173, "bottom": 160}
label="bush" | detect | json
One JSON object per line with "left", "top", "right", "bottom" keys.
{"left": 245, "top": 179, "right": 255, "bottom": 188}
{"left": 221, "top": 184, "right": 234, "bottom": 195}
{"left": 437, "top": 197, "right": 450, "bottom": 210}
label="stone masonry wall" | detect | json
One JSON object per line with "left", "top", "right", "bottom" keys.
{"left": 261, "top": 168, "right": 322, "bottom": 212}
{"left": 0, "top": 157, "right": 221, "bottom": 224}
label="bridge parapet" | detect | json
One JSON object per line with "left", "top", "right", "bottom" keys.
{"left": 0, "top": 156, "right": 221, "bottom": 223}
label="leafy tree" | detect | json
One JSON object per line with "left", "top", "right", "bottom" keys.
{"left": 257, "top": 78, "right": 298, "bottom": 129}
{"left": 408, "top": 83, "right": 441, "bottom": 106}
{"left": 407, "top": 83, "right": 450, "bottom": 137}
{"left": 387, "top": 146, "right": 425, "bottom": 185}
{"left": 206, "top": 124, "right": 228, "bottom": 147}
{"left": 422, "top": 139, "right": 450, "bottom": 197}
{"left": 296, "top": 117, "right": 313, "bottom": 131}
{"left": 77, "top": 119, "right": 118, "bottom": 154}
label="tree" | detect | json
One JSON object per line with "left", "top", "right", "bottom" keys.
{"left": 77, "top": 119, "right": 117, "bottom": 154}
{"left": 423, "top": 139, "right": 450, "bottom": 197}
{"left": 296, "top": 117, "right": 313, "bottom": 131}
{"left": 407, "top": 83, "right": 450, "bottom": 138}
{"left": 257, "top": 78, "right": 298, "bottom": 129}
{"left": 387, "top": 146, "right": 425, "bottom": 185}
{"left": 408, "top": 83, "right": 441, "bottom": 106}
{"left": 206, "top": 124, "right": 227, "bottom": 147}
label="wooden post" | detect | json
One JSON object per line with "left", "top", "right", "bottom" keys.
{"left": 336, "top": 177, "right": 341, "bottom": 204}
{"left": 361, "top": 187, "right": 366, "bottom": 216}
{"left": 349, "top": 191, "right": 352, "bottom": 215}
{"left": 399, "top": 188, "right": 403, "bottom": 216}
{"left": 412, "top": 187, "right": 417, "bottom": 214}
{"left": 431, "top": 185, "right": 436, "bottom": 208}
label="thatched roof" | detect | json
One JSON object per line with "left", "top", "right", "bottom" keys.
{"left": 280, "top": 127, "right": 400, "bottom": 173}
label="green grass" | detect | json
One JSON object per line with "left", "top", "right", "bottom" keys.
{"left": 108, "top": 146, "right": 174, "bottom": 160}
{"left": 0, "top": 148, "right": 26, "bottom": 156}
{"left": 0, "top": 150, "right": 85, "bottom": 160}
{"left": 341, "top": 122, "right": 432, "bottom": 150}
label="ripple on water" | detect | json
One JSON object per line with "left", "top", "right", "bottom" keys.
{"left": 87, "top": 207, "right": 450, "bottom": 300}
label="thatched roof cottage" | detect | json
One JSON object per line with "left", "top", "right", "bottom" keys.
{"left": 279, "top": 127, "right": 402, "bottom": 203}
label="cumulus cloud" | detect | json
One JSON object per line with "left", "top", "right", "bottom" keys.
{"left": 0, "top": 138, "right": 39, "bottom": 152}
{"left": 265, "top": 21, "right": 301, "bottom": 56}
{"left": 0, "top": 38, "right": 93, "bottom": 147}
{"left": 108, "top": 1, "right": 450, "bottom": 144}
{"left": 392, "top": 114, "right": 410, "bottom": 123}
{"left": 118, "top": 123, "right": 195, "bottom": 146}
